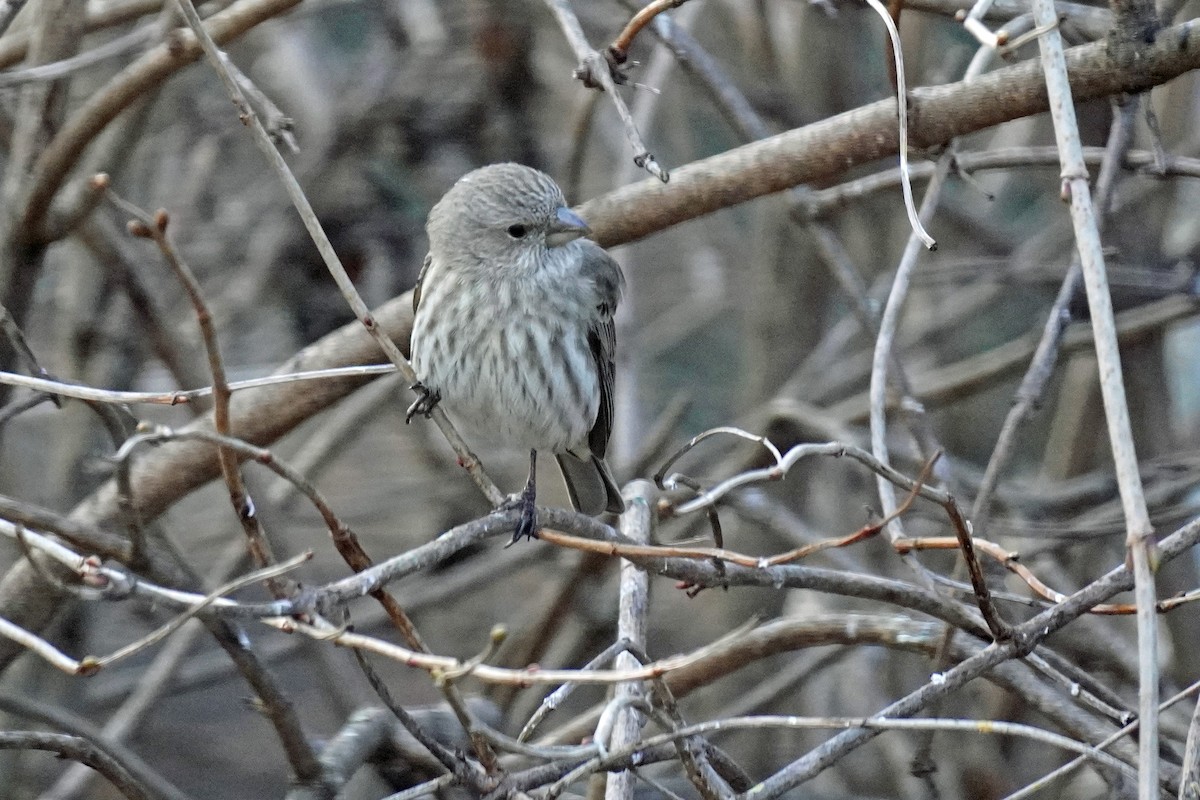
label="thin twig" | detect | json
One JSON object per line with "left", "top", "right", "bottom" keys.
{"left": 861, "top": 0, "right": 936, "bottom": 249}
{"left": 92, "top": 553, "right": 312, "bottom": 671}
{"left": 102, "top": 180, "right": 288, "bottom": 595}
{"left": 867, "top": 154, "right": 951, "bottom": 568}
{"left": 0, "top": 23, "right": 157, "bottom": 87}
{"left": 1030, "top": 1, "right": 1160, "bottom": 794}
{"left": 45, "top": 544, "right": 247, "bottom": 800}
{"left": 607, "top": 0, "right": 690, "bottom": 61}
{"left": 544, "top": 714, "right": 1137, "bottom": 797}
{"left": 0, "top": 692, "right": 195, "bottom": 800}
{"left": 970, "top": 99, "right": 1138, "bottom": 539}
{"left": 520, "top": 640, "right": 632, "bottom": 742}
{"left": 543, "top": 0, "right": 668, "bottom": 181}
{"left": 1003, "top": 679, "right": 1200, "bottom": 800}
{"left": 803, "top": 146, "right": 1200, "bottom": 216}
{"left": 17, "top": 0, "right": 302, "bottom": 240}
{"left": 0, "top": 362, "right": 395, "bottom": 405}
{"left": 0, "top": 615, "right": 94, "bottom": 674}
{"left": 261, "top": 615, "right": 746, "bottom": 687}
{"left": 169, "top": 0, "right": 504, "bottom": 507}
{"left": 737, "top": 513, "right": 1200, "bottom": 797}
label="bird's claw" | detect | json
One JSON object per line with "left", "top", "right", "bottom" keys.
{"left": 503, "top": 488, "right": 539, "bottom": 545}
{"left": 405, "top": 382, "right": 441, "bottom": 424}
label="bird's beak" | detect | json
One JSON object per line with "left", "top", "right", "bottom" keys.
{"left": 545, "top": 207, "right": 591, "bottom": 247}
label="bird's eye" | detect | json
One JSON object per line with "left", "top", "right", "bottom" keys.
{"left": 507, "top": 224, "right": 528, "bottom": 239}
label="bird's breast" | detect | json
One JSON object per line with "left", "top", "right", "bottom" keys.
{"left": 410, "top": 266, "right": 600, "bottom": 453}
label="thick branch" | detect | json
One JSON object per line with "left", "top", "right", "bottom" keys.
{"left": 578, "top": 21, "right": 1200, "bottom": 246}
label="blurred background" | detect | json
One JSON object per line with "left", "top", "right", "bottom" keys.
{"left": 0, "top": 0, "right": 1198, "bottom": 797}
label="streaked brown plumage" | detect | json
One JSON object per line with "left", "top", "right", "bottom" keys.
{"left": 408, "top": 163, "right": 624, "bottom": 539}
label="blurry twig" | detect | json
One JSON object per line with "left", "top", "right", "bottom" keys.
{"left": 112, "top": 426, "right": 362, "bottom": 559}
{"left": 0, "top": 693, "right": 194, "bottom": 800}
{"left": 607, "top": 0, "right": 690, "bottom": 62}
{"left": 378, "top": 775, "right": 457, "bottom": 800}
{"left": 0, "top": 392, "right": 54, "bottom": 428}
{"left": 75, "top": 217, "right": 211, "bottom": 403}
{"left": 1178, "top": 690, "right": 1200, "bottom": 800}
{"left": 17, "top": 0, "right": 302, "bottom": 242}
{"left": 827, "top": 291, "right": 1199, "bottom": 424}
{"left": 265, "top": 373, "right": 402, "bottom": 508}
{"left": 0, "top": 23, "right": 158, "bottom": 87}
{"left": 627, "top": 392, "right": 690, "bottom": 479}
{"left": 625, "top": 1, "right": 766, "bottom": 143}
{"left": 0, "top": 731, "right": 158, "bottom": 800}
{"left": 217, "top": 52, "right": 298, "bottom": 152}
{"left": 542, "top": 0, "right": 668, "bottom": 181}
{"left": 344, "top": 649, "right": 481, "bottom": 790}
{"left": 0, "top": 0, "right": 236, "bottom": 68}
{"left": 490, "top": 550, "right": 604, "bottom": 713}
{"left": 564, "top": 89, "right": 602, "bottom": 201}
{"left": 0, "top": 0, "right": 27, "bottom": 36}
{"left": 0, "top": 301, "right": 49, "bottom": 380}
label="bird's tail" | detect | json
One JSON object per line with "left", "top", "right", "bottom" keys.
{"left": 556, "top": 452, "right": 624, "bottom": 516}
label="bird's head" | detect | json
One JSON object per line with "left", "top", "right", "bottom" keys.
{"left": 427, "top": 163, "right": 592, "bottom": 269}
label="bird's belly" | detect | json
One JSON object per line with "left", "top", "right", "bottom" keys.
{"left": 421, "top": 318, "right": 597, "bottom": 454}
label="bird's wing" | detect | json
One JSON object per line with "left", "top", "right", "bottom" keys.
{"left": 582, "top": 245, "right": 624, "bottom": 459}
{"left": 412, "top": 252, "right": 433, "bottom": 315}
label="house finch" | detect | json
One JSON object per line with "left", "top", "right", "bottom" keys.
{"left": 407, "top": 163, "right": 625, "bottom": 540}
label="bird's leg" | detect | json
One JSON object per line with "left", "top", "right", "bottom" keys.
{"left": 405, "top": 381, "right": 441, "bottom": 424}
{"left": 504, "top": 449, "right": 539, "bottom": 544}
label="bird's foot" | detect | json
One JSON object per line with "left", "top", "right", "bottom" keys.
{"left": 405, "top": 382, "right": 441, "bottom": 424}
{"left": 502, "top": 485, "right": 539, "bottom": 545}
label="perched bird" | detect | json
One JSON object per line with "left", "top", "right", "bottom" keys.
{"left": 407, "top": 163, "right": 625, "bottom": 540}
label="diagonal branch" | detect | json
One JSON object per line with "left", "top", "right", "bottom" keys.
{"left": 578, "top": 19, "right": 1200, "bottom": 245}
